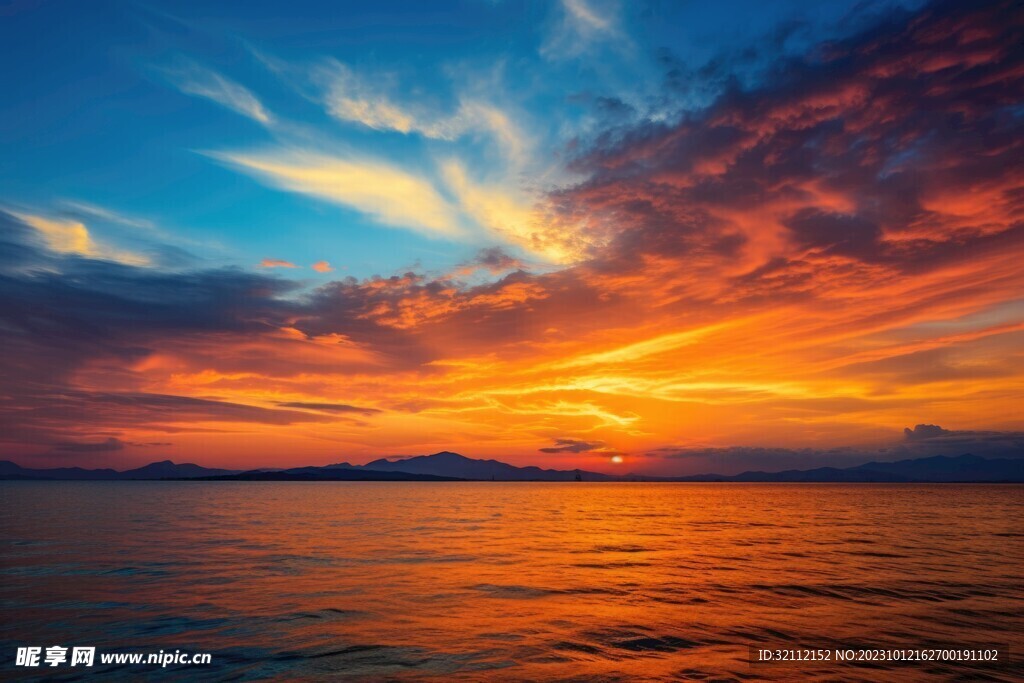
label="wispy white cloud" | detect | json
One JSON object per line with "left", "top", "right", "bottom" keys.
{"left": 321, "top": 63, "right": 418, "bottom": 134}
{"left": 316, "top": 62, "right": 529, "bottom": 164}
{"left": 211, "top": 149, "right": 463, "bottom": 239}
{"left": 164, "top": 62, "right": 272, "bottom": 124}
{"left": 198, "top": 56, "right": 581, "bottom": 259}
{"left": 455, "top": 100, "right": 530, "bottom": 168}
{"left": 441, "top": 160, "right": 587, "bottom": 264}
{"left": 541, "top": 0, "right": 627, "bottom": 60}
{"left": 208, "top": 148, "right": 589, "bottom": 261}
{"left": 54, "top": 198, "right": 226, "bottom": 263}
{"left": 59, "top": 200, "right": 156, "bottom": 230}
{"left": 564, "top": 0, "right": 613, "bottom": 33}
{"left": 12, "top": 212, "right": 150, "bottom": 266}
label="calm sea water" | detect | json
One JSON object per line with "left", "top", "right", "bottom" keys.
{"left": 1, "top": 482, "right": 1021, "bottom": 681}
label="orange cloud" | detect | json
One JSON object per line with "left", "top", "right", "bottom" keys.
{"left": 259, "top": 258, "right": 298, "bottom": 268}
{"left": 312, "top": 260, "right": 333, "bottom": 273}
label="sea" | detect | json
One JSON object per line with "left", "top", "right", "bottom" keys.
{"left": 1, "top": 482, "right": 1021, "bottom": 681}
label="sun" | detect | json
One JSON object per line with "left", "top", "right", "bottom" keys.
{"left": 610, "top": 455, "right": 624, "bottom": 464}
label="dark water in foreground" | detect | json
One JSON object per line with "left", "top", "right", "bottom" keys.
{"left": 1, "top": 482, "right": 1021, "bottom": 681}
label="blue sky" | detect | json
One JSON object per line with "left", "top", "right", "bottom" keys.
{"left": 0, "top": 0, "right": 918, "bottom": 280}
{"left": 2, "top": 0, "right": 1022, "bottom": 470}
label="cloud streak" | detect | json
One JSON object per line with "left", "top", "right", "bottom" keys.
{"left": 164, "top": 62, "right": 272, "bottom": 124}
{"left": 542, "top": 0, "right": 627, "bottom": 60}
{"left": 317, "top": 61, "right": 528, "bottom": 160}
{"left": 213, "top": 149, "right": 464, "bottom": 239}
{"left": 12, "top": 212, "right": 149, "bottom": 265}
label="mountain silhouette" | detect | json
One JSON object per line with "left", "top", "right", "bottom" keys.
{"left": 667, "top": 453, "right": 1024, "bottom": 483}
{"left": 0, "top": 459, "right": 236, "bottom": 480}
{"left": 118, "top": 460, "right": 238, "bottom": 479}
{"left": 358, "top": 451, "right": 612, "bottom": 481}
{"left": 198, "top": 468, "right": 461, "bottom": 481}
{"left": 846, "top": 453, "right": 1024, "bottom": 482}
{"left": 0, "top": 452, "right": 1021, "bottom": 482}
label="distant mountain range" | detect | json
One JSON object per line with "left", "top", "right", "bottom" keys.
{"left": 356, "top": 451, "right": 612, "bottom": 481}
{"left": 1, "top": 452, "right": 1022, "bottom": 482}
{"left": 182, "top": 451, "right": 608, "bottom": 481}
{"left": 0, "top": 459, "right": 238, "bottom": 480}
{"left": 196, "top": 468, "right": 460, "bottom": 482}
{"left": 669, "top": 453, "right": 1024, "bottom": 483}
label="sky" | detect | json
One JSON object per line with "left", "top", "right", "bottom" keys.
{"left": 1, "top": 0, "right": 1022, "bottom": 474}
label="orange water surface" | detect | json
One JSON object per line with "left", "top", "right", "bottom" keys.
{"left": 1, "top": 482, "right": 1021, "bottom": 681}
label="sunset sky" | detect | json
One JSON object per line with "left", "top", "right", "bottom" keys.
{"left": 1, "top": 0, "right": 1022, "bottom": 474}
